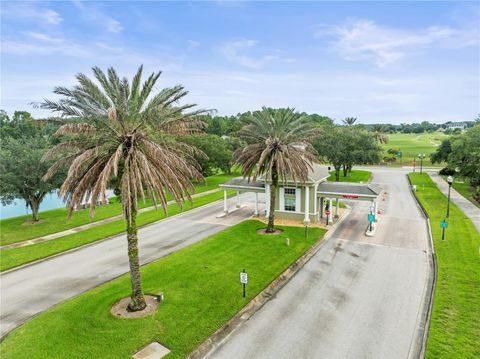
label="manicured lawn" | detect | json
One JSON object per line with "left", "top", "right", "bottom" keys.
{"left": 0, "top": 174, "right": 236, "bottom": 246}
{"left": 0, "top": 220, "right": 325, "bottom": 359}
{"left": 0, "top": 190, "right": 233, "bottom": 272}
{"left": 382, "top": 132, "right": 448, "bottom": 167}
{"left": 409, "top": 173, "right": 480, "bottom": 359}
{"left": 441, "top": 176, "right": 480, "bottom": 209}
{"left": 328, "top": 170, "right": 371, "bottom": 183}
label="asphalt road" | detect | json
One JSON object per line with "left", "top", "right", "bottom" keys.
{"left": 206, "top": 168, "right": 430, "bottom": 359}
{"left": 0, "top": 193, "right": 259, "bottom": 338}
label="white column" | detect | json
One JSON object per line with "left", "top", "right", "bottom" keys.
{"left": 254, "top": 192, "right": 259, "bottom": 216}
{"left": 328, "top": 198, "right": 333, "bottom": 223}
{"left": 223, "top": 190, "right": 228, "bottom": 213}
{"left": 265, "top": 184, "right": 270, "bottom": 217}
{"left": 320, "top": 197, "right": 323, "bottom": 219}
{"left": 335, "top": 198, "right": 339, "bottom": 217}
{"left": 236, "top": 191, "right": 241, "bottom": 208}
{"left": 374, "top": 201, "right": 379, "bottom": 222}
{"left": 304, "top": 186, "right": 310, "bottom": 224}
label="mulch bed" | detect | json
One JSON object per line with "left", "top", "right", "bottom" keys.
{"left": 256, "top": 228, "right": 283, "bottom": 235}
{"left": 111, "top": 295, "right": 160, "bottom": 318}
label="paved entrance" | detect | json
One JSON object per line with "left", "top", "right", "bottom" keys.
{"left": 205, "top": 168, "right": 429, "bottom": 359}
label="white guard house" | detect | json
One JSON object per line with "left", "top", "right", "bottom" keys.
{"left": 219, "top": 164, "right": 383, "bottom": 225}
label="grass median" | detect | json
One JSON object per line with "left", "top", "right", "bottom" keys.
{"left": 0, "top": 220, "right": 325, "bottom": 359}
{"left": 0, "top": 173, "right": 236, "bottom": 246}
{"left": 0, "top": 190, "right": 234, "bottom": 272}
{"left": 328, "top": 169, "right": 371, "bottom": 183}
{"left": 409, "top": 173, "right": 480, "bottom": 359}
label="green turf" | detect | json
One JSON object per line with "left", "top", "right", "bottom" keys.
{"left": 382, "top": 132, "right": 448, "bottom": 167}
{"left": 441, "top": 176, "right": 480, "bottom": 209}
{"left": 0, "top": 190, "right": 234, "bottom": 272}
{"left": 0, "top": 220, "right": 325, "bottom": 359}
{"left": 408, "top": 173, "right": 480, "bottom": 359}
{"left": 0, "top": 174, "right": 236, "bottom": 246}
{"left": 328, "top": 170, "right": 371, "bottom": 183}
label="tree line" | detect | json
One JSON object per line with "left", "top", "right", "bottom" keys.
{"left": 430, "top": 124, "right": 480, "bottom": 203}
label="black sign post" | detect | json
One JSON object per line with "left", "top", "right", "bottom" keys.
{"left": 240, "top": 269, "right": 248, "bottom": 299}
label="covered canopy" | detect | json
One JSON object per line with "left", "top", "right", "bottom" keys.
{"left": 317, "top": 182, "right": 383, "bottom": 201}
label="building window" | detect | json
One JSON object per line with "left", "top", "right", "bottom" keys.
{"left": 284, "top": 188, "right": 296, "bottom": 212}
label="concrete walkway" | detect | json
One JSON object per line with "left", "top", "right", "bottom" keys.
{"left": 0, "top": 188, "right": 221, "bottom": 250}
{"left": 428, "top": 172, "right": 480, "bottom": 234}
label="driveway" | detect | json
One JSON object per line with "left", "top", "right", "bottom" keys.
{"left": 0, "top": 193, "right": 260, "bottom": 338}
{"left": 206, "top": 168, "right": 430, "bottom": 359}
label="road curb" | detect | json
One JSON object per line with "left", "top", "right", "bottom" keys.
{"left": 406, "top": 174, "right": 437, "bottom": 359}
{"left": 186, "top": 206, "right": 352, "bottom": 359}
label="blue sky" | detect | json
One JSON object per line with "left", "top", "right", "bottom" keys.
{"left": 1, "top": 1, "right": 479, "bottom": 124}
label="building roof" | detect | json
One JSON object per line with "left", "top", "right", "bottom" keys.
{"left": 307, "top": 164, "right": 330, "bottom": 183}
{"left": 219, "top": 177, "right": 265, "bottom": 192}
{"left": 317, "top": 182, "right": 383, "bottom": 199}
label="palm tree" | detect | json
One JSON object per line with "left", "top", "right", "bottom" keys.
{"left": 234, "top": 108, "right": 319, "bottom": 233}
{"left": 371, "top": 124, "right": 389, "bottom": 144}
{"left": 342, "top": 117, "right": 357, "bottom": 126}
{"left": 41, "top": 66, "right": 205, "bottom": 311}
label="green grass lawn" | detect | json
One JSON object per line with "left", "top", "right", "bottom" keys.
{"left": 0, "top": 220, "right": 325, "bottom": 359}
{"left": 382, "top": 132, "right": 448, "bottom": 167}
{"left": 0, "top": 190, "right": 235, "bottom": 272}
{"left": 441, "top": 176, "right": 480, "bottom": 209}
{"left": 409, "top": 173, "right": 480, "bottom": 359}
{"left": 328, "top": 170, "right": 371, "bottom": 183}
{"left": 0, "top": 173, "right": 236, "bottom": 246}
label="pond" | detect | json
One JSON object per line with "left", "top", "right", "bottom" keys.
{"left": 0, "top": 190, "right": 115, "bottom": 220}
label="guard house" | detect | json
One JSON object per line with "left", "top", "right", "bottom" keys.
{"left": 219, "top": 164, "right": 383, "bottom": 225}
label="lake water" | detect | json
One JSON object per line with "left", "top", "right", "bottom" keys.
{"left": 0, "top": 190, "right": 114, "bottom": 220}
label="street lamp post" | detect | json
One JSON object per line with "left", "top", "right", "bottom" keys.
{"left": 418, "top": 154, "right": 426, "bottom": 173}
{"left": 446, "top": 175, "right": 453, "bottom": 218}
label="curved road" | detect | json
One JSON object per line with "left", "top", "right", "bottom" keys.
{"left": 206, "top": 168, "right": 430, "bottom": 359}
{"left": 0, "top": 193, "right": 259, "bottom": 338}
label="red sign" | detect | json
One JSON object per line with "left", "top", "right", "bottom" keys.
{"left": 342, "top": 195, "right": 359, "bottom": 199}
{"left": 325, "top": 210, "right": 331, "bottom": 215}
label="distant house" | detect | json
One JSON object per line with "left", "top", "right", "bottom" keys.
{"left": 219, "top": 164, "right": 383, "bottom": 225}
{"left": 447, "top": 122, "right": 466, "bottom": 130}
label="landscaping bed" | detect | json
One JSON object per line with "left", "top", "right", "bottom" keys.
{"left": 409, "top": 173, "right": 480, "bottom": 359}
{"left": 0, "top": 220, "right": 325, "bottom": 358}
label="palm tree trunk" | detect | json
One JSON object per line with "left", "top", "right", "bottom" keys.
{"left": 266, "top": 168, "right": 278, "bottom": 233}
{"left": 126, "top": 206, "right": 147, "bottom": 312}
{"left": 342, "top": 164, "right": 347, "bottom": 177}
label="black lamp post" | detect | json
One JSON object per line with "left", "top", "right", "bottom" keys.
{"left": 446, "top": 175, "right": 453, "bottom": 218}
{"left": 418, "top": 154, "right": 425, "bottom": 173}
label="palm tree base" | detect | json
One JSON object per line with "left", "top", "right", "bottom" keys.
{"left": 257, "top": 228, "right": 283, "bottom": 235}
{"left": 127, "top": 296, "right": 147, "bottom": 312}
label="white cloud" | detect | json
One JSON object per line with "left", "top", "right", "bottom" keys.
{"left": 218, "top": 39, "right": 279, "bottom": 68}
{"left": 315, "top": 19, "right": 478, "bottom": 67}
{"left": 72, "top": 0, "right": 123, "bottom": 33}
{"left": 1, "top": 3, "right": 62, "bottom": 25}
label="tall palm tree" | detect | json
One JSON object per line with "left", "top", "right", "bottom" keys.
{"left": 371, "top": 124, "right": 389, "bottom": 144}
{"left": 41, "top": 66, "right": 205, "bottom": 311}
{"left": 234, "top": 108, "right": 319, "bottom": 233}
{"left": 342, "top": 117, "right": 357, "bottom": 126}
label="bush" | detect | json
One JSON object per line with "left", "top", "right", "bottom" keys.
{"left": 439, "top": 167, "right": 456, "bottom": 176}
